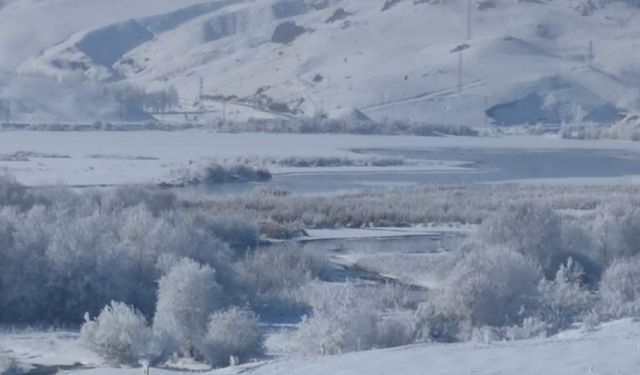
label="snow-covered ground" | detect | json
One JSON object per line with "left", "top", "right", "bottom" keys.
{"left": 3, "top": 319, "right": 640, "bottom": 375}
{"left": 213, "top": 319, "right": 640, "bottom": 375}
{"left": 0, "top": 330, "right": 102, "bottom": 370}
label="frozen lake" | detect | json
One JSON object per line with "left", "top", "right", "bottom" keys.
{"left": 205, "top": 146, "right": 640, "bottom": 194}
{"left": 2, "top": 131, "right": 640, "bottom": 190}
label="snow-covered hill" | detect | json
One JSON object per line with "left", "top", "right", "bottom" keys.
{"left": 3, "top": 0, "right": 640, "bottom": 124}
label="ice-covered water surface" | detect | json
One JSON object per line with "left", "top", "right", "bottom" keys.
{"left": 204, "top": 147, "right": 640, "bottom": 195}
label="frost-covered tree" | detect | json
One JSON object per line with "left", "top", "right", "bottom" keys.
{"left": 590, "top": 204, "right": 640, "bottom": 266}
{"left": 294, "top": 283, "right": 416, "bottom": 355}
{"left": 436, "top": 246, "right": 542, "bottom": 328}
{"left": 538, "top": 258, "right": 592, "bottom": 330}
{"left": 153, "top": 259, "right": 224, "bottom": 356}
{"left": 235, "top": 245, "right": 326, "bottom": 296}
{"left": 599, "top": 257, "right": 640, "bottom": 318}
{"left": 80, "top": 301, "right": 152, "bottom": 366}
{"left": 480, "top": 203, "right": 562, "bottom": 276}
{"left": 199, "top": 308, "right": 265, "bottom": 367}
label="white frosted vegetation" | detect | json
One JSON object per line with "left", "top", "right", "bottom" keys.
{"left": 201, "top": 308, "right": 265, "bottom": 367}
{"left": 3, "top": 174, "right": 640, "bottom": 368}
{"left": 80, "top": 302, "right": 152, "bottom": 366}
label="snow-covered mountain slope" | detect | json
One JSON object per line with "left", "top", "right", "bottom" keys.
{"left": 4, "top": 0, "right": 640, "bottom": 124}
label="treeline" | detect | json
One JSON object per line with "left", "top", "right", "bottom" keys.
{"left": 103, "top": 84, "right": 179, "bottom": 113}
{"left": 209, "top": 117, "right": 479, "bottom": 137}
{"left": 0, "top": 175, "right": 326, "bottom": 367}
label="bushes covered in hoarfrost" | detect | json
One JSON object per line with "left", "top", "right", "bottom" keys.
{"left": 172, "top": 163, "right": 271, "bottom": 186}
{"left": 81, "top": 302, "right": 152, "bottom": 366}
{"left": 294, "top": 283, "right": 418, "bottom": 355}
{"left": 199, "top": 184, "right": 640, "bottom": 231}
{"left": 0, "top": 175, "right": 264, "bottom": 324}
{"left": 479, "top": 203, "right": 561, "bottom": 276}
{"left": 153, "top": 259, "right": 224, "bottom": 356}
{"left": 7, "top": 172, "right": 640, "bottom": 362}
{"left": 79, "top": 257, "right": 272, "bottom": 367}
{"left": 415, "top": 199, "right": 640, "bottom": 342}
{"left": 434, "top": 246, "right": 541, "bottom": 328}
{"left": 599, "top": 258, "right": 640, "bottom": 318}
{"left": 537, "top": 259, "right": 593, "bottom": 331}
{"left": 209, "top": 117, "right": 479, "bottom": 137}
{"left": 200, "top": 308, "right": 265, "bottom": 366}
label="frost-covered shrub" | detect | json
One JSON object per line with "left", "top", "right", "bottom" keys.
{"left": 199, "top": 308, "right": 265, "bottom": 367}
{"left": 414, "top": 300, "right": 464, "bottom": 342}
{"left": 175, "top": 163, "right": 271, "bottom": 186}
{"left": 480, "top": 203, "right": 562, "bottom": 276}
{"left": 599, "top": 258, "right": 640, "bottom": 318}
{"left": 208, "top": 117, "right": 478, "bottom": 137}
{"left": 435, "top": 246, "right": 542, "bottom": 328}
{"left": 294, "top": 283, "right": 416, "bottom": 355}
{"left": 538, "top": 258, "right": 593, "bottom": 331}
{"left": 0, "top": 178, "right": 245, "bottom": 324}
{"left": 235, "top": 245, "right": 327, "bottom": 297}
{"left": 80, "top": 301, "right": 152, "bottom": 366}
{"left": 258, "top": 219, "right": 306, "bottom": 240}
{"left": 153, "top": 259, "right": 224, "bottom": 355}
{"left": 590, "top": 204, "right": 640, "bottom": 266}
{"left": 375, "top": 310, "right": 419, "bottom": 348}
{"left": 205, "top": 215, "right": 259, "bottom": 251}
{"left": 0, "top": 174, "right": 30, "bottom": 208}
{"left": 99, "top": 186, "right": 177, "bottom": 215}
{"left": 502, "top": 317, "right": 549, "bottom": 341}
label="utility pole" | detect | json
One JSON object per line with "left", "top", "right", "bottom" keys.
{"left": 222, "top": 99, "right": 227, "bottom": 122}
{"left": 450, "top": 44, "right": 470, "bottom": 93}
{"left": 466, "top": 0, "right": 472, "bottom": 40}
{"left": 483, "top": 96, "right": 488, "bottom": 125}
{"left": 4, "top": 99, "right": 10, "bottom": 126}
{"left": 587, "top": 40, "right": 594, "bottom": 63}
{"left": 458, "top": 52, "right": 463, "bottom": 93}
{"left": 199, "top": 77, "right": 204, "bottom": 100}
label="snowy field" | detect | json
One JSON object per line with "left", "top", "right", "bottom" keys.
{"left": 211, "top": 319, "right": 640, "bottom": 375}
{"left": 3, "top": 319, "right": 640, "bottom": 375}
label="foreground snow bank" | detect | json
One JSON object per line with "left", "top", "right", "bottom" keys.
{"left": 56, "top": 319, "right": 640, "bottom": 375}
{"left": 220, "top": 319, "right": 640, "bottom": 375}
